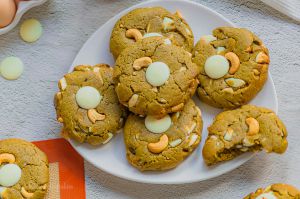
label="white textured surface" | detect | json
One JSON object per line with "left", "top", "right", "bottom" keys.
{"left": 0, "top": 0, "right": 299, "bottom": 198}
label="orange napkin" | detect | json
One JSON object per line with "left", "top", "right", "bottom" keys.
{"left": 33, "top": 138, "right": 86, "bottom": 199}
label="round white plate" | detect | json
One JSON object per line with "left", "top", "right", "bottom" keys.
{"left": 69, "top": 0, "right": 278, "bottom": 184}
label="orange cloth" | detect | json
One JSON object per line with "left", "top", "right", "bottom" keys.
{"left": 33, "top": 138, "right": 86, "bottom": 199}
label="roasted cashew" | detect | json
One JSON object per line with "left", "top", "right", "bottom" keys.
{"left": 246, "top": 117, "right": 260, "bottom": 136}
{"left": 87, "top": 109, "right": 105, "bottom": 123}
{"left": 21, "top": 187, "right": 34, "bottom": 198}
{"left": 148, "top": 134, "right": 169, "bottom": 154}
{"left": 133, "top": 57, "right": 152, "bottom": 70}
{"left": 225, "top": 52, "right": 240, "bottom": 74}
{"left": 171, "top": 103, "right": 184, "bottom": 112}
{"left": 128, "top": 94, "right": 139, "bottom": 108}
{"left": 126, "top": 29, "right": 142, "bottom": 41}
{"left": 0, "top": 153, "right": 15, "bottom": 164}
{"left": 256, "top": 52, "right": 270, "bottom": 64}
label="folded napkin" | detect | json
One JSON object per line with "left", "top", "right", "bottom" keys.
{"left": 261, "top": 0, "right": 300, "bottom": 22}
{"left": 33, "top": 138, "right": 86, "bottom": 199}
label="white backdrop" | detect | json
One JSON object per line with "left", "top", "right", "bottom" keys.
{"left": 0, "top": 0, "right": 299, "bottom": 198}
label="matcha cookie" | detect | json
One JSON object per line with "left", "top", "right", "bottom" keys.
{"left": 54, "top": 64, "right": 126, "bottom": 145}
{"left": 124, "top": 99, "right": 203, "bottom": 171}
{"left": 114, "top": 37, "right": 199, "bottom": 118}
{"left": 202, "top": 105, "right": 288, "bottom": 165}
{"left": 110, "top": 7, "right": 194, "bottom": 59}
{"left": 193, "top": 27, "right": 269, "bottom": 109}
{"left": 245, "top": 184, "right": 300, "bottom": 199}
{"left": 0, "top": 139, "right": 49, "bottom": 199}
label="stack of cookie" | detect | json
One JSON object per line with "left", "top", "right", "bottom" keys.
{"left": 54, "top": 7, "right": 288, "bottom": 171}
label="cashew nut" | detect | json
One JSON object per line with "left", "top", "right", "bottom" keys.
{"left": 171, "top": 103, "right": 184, "bottom": 112}
{"left": 58, "top": 77, "right": 67, "bottom": 90}
{"left": 133, "top": 57, "right": 152, "bottom": 70}
{"left": 256, "top": 52, "right": 270, "bottom": 64}
{"left": 128, "top": 94, "right": 139, "bottom": 108}
{"left": 87, "top": 109, "right": 105, "bottom": 123}
{"left": 0, "top": 153, "right": 15, "bottom": 164}
{"left": 225, "top": 52, "right": 240, "bottom": 74}
{"left": 148, "top": 134, "right": 169, "bottom": 154}
{"left": 246, "top": 117, "right": 260, "bottom": 136}
{"left": 21, "top": 187, "right": 34, "bottom": 198}
{"left": 57, "top": 117, "right": 63, "bottom": 123}
{"left": 126, "top": 29, "right": 142, "bottom": 41}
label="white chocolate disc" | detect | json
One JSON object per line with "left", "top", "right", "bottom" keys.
{"left": 76, "top": 86, "right": 102, "bottom": 109}
{"left": 163, "top": 17, "right": 174, "bottom": 31}
{"left": 204, "top": 55, "right": 229, "bottom": 79}
{"left": 200, "top": 35, "right": 217, "bottom": 43}
{"left": 143, "top": 33, "right": 162, "bottom": 38}
{"left": 0, "top": 56, "right": 24, "bottom": 80}
{"left": 0, "top": 164, "right": 22, "bottom": 187}
{"left": 145, "top": 115, "right": 171, "bottom": 134}
{"left": 20, "top": 19, "right": 43, "bottom": 43}
{"left": 146, "top": 62, "right": 170, "bottom": 86}
{"left": 256, "top": 192, "right": 277, "bottom": 199}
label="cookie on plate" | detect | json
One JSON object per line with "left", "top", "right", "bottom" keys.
{"left": 244, "top": 183, "right": 300, "bottom": 199}
{"left": 202, "top": 105, "right": 288, "bottom": 165}
{"left": 114, "top": 37, "right": 199, "bottom": 118}
{"left": 193, "top": 27, "right": 269, "bottom": 109}
{"left": 110, "top": 7, "right": 194, "bottom": 59}
{"left": 124, "top": 99, "right": 202, "bottom": 171}
{"left": 54, "top": 64, "right": 126, "bottom": 145}
{"left": 0, "top": 138, "right": 49, "bottom": 199}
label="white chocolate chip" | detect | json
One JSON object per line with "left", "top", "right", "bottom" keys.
{"left": 235, "top": 145, "right": 242, "bottom": 149}
{"left": 0, "top": 186, "right": 6, "bottom": 197}
{"left": 143, "top": 32, "right": 162, "bottom": 38}
{"left": 164, "top": 38, "right": 172, "bottom": 45}
{"left": 256, "top": 192, "right": 277, "bottom": 199}
{"left": 175, "top": 112, "right": 180, "bottom": 119}
{"left": 216, "top": 46, "right": 226, "bottom": 54}
{"left": 0, "top": 56, "right": 24, "bottom": 80}
{"left": 169, "top": 139, "right": 182, "bottom": 147}
{"left": 20, "top": 19, "right": 43, "bottom": 43}
{"left": 0, "top": 164, "right": 22, "bottom": 187}
{"left": 240, "top": 147, "right": 248, "bottom": 152}
{"left": 243, "top": 137, "right": 254, "bottom": 147}
{"left": 200, "top": 35, "right": 217, "bottom": 43}
{"left": 145, "top": 115, "right": 172, "bottom": 134}
{"left": 102, "top": 133, "right": 113, "bottom": 144}
{"left": 93, "top": 67, "right": 100, "bottom": 72}
{"left": 76, "top": 86, "right": 102, "bottom": 109}
{"left": 188, "top": 134, "right": 198, "bottom": 146}
{"left": 146, "top": 62, "right": 170, "bottom": 86}
{"left": 204, "top": 55, "right": 229, "bottom": 79}
{"left": 59, "top": 77, "right": 67, "bottom": 90}
{"left": 186, "top": 122, "right": 197, "bottom": 135}
{"left": 225, "top": 78, "right": 246, "bottom": 88}
{"left": 163, "top": 17, "right": 175, "bottom": 31}
{"left": 223, "top": 128, "right": 233, "bottom": 141}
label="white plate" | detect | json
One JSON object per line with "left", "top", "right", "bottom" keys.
{"left": 69, "top": 0, "right": 278, "bottom": 184}
{"left": 0, "top": 0, "right": 48, "bottom": 35}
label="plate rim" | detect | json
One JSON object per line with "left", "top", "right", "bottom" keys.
{"left": 69, "top": 0, "right": 278, "bottom": 184}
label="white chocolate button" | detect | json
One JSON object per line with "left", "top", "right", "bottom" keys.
{"left": 76, "top": 86, "right": 102, "bottom": 109}
{"left": 20, "top": 19, "right": 43, "bottom": 43}
{"left": 200, "top": 35, "right": 217, "bottom": 43}
{"left": 0, "top": 56, "right": 24, "bottom": 80}
{"left": 146, "top": 62, "right": 170, "bottom": 86}
{"left": 216, "top": 46, "right": 226, "bottom": 54}
{"left": 163, "top": 17, "right": 175, "bottom": 31}
{"left": 143, "top": 33, "right": 162, "bottom": 38}
{"left": 256, "top": 192, "right": 277, "bottom": 199}
{"left": 204, "top": 55, "right": 229, "bottom": 79}
{"left": 145, "top": 115, "right": 171, "bottom": 134}
{"left": 0, "top": 164, "right": 22, "bottom": 187}
{"left": 164, "top": 38, "right": 172, "bottom": 45}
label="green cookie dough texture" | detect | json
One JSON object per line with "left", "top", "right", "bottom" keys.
{"left": 202, "top": 105, "right": 288, "bottom": 166}
{"left": 193, "top": 27, "right": 270, "bottom": 109}
{"left": 0, "top": 139, "right": 49, "bottom": 199}
{"left": 54, "top": 64, "right": 126, "bottom": 145}
{"left": 244, "top": 183, "right": 300, "bottom": 199}
{"left": 114, "top": 37, "right": 199, "bottom": 118}
{"left": 124, "top": 99, "right": 203, "bottom": 171}
{"left": 110, "top": 7, "right": 194, "bottom": 59}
